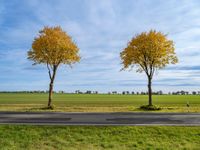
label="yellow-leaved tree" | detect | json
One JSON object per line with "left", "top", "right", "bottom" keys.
{"left": 28, "top": 26, "right": 80, "bottom": 108}
{"left": 120, "top": 30, "right": 178, "bottom": 107}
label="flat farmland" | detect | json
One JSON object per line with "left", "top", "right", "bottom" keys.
{"left": 0, "top": 93, "right": 199, "bottom": 112}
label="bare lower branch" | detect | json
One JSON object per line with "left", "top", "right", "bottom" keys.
{"left": 149, "top": 60, "right": 155, "bottom": 79}
{"left": 47, "top": 63, "right": 52, "bottom": 80}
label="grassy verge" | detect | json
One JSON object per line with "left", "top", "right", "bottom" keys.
{"left": 0, "top": 104, "right": 199, "bottom": 112}
{"left": 0, "top": 93, "right": 199, "bottom": 112}
{"left": 0, "top": 125, "right": 199, "bottom": 150}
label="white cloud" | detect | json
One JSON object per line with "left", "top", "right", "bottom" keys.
{"left": 1, "top": 0, "right": 200, "bottom": 92}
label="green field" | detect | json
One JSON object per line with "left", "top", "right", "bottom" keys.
{"left": 0, "top": 93, "right": 199, "bottom": 112}
{"left": 0, "top": 125, "right": 199, "bottom": 150}
{"left": 0, "top": 94, "right": 200, "bottom": 149}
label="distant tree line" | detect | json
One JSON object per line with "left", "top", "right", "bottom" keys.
{"left": 0, "top": 91, "right": 66, "bottom": 94}
{"left": 75, "top": 90, "right": 98, "bottom": 94}
{"left": 119, "top": 90, "right": 200, "bottom": 95}
{"left": 1, "top": 90, "right": 200, "bottom": 95}
{"left": 115, "top": 90, "right": 200, "bottom": 95}
{"left": 0, "top": 91, "right": 48, "bottom": 93}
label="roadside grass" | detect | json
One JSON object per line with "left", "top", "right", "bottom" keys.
{"left": 0, "top": 93, "right": 199, "bottom": 112}
{"left": 0, "top": 125, "right": 199, "bottom": 150}
{"left": 0, "top": 104, "right": 200, "bottom": 112}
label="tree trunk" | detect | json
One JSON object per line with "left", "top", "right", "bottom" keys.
{"left": 148, "top": 76, "right": 153, "bottom": 106}
{"left": 47, "top": 65, "right": 57, "bottom": 108}
{"left": 48, "top": 80, "right": 54, "bottom": 107}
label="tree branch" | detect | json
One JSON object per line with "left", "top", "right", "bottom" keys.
{"left": 149, "top": 60, "right": 155, "bottom": 79}
{"left": 142, "top": 52, "right": 150, "bottom": 76}
{"left": 47, "top": 63, "right": 52, "bottom": 80}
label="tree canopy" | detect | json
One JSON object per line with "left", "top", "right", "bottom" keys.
{"left": 120, "top": 30, "right": 178, "bottom": 79}
{"left": 28, "top": 26, "right": 80, "bottom": 66}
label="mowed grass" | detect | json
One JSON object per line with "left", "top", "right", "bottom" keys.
{"left": 0, "top": 125, "right": 199, "bottom": 150}
{"left": 0, "top": 93, "right": 200, "bottom": 112}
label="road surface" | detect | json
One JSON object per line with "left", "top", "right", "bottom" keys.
{"left": 0, "top": 112, "right": 200, "bottom": 126}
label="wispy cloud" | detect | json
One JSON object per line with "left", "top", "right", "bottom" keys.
{"left": 0, "top": 0, "right": 200, "bottom": 92}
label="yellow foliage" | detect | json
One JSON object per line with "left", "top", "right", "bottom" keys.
{"left": 28, "top": 26, "right": 80, "bottom": 66}
{"left": 120, "top": 30, "right": 178, "bottom": 78}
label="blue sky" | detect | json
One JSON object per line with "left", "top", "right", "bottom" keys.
{"left": 0, "top": 0, "right": 200, "bottom": 93}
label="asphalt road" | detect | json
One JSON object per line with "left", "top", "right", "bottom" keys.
{"left": 0, "top": 112, "right": 200, "bottom": 126}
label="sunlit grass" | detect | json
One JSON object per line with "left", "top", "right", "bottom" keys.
{"left": 0, "top": 125, "right": 199, "bottom": 150}
{"left": 0, "top": 93, "right": 199, "bottom": 112}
